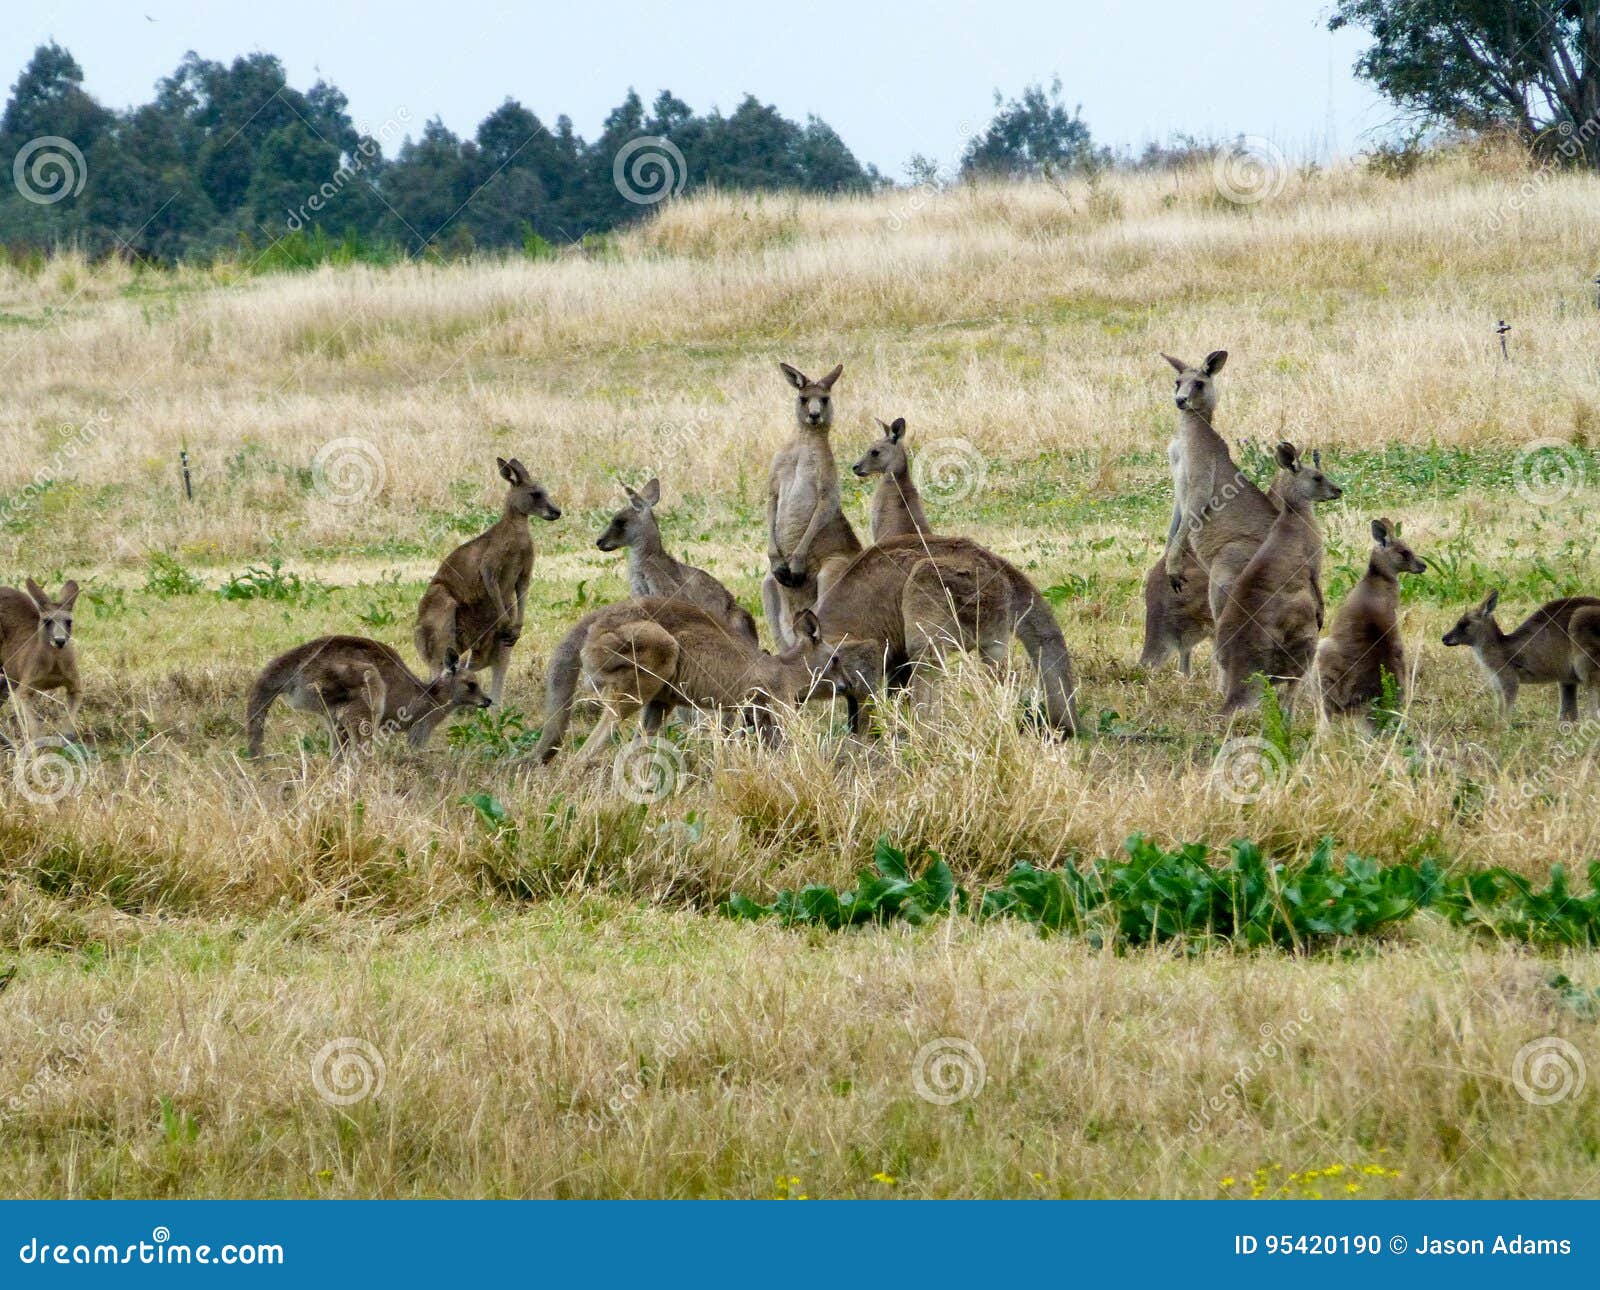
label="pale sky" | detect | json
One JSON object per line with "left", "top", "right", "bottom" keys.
{"left": 10, "top": 0, "right": 1393, "bottom": 176}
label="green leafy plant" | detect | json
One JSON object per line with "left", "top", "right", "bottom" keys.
{"left": 144, "top": 552, "right": 204, "bottom": 596}
{"left": 216, "top": 560, "right": 328, "bottom": 606}
{"left": 721, "top": 837, "right": 963, "bottom": 929}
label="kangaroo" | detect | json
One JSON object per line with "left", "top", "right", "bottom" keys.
{"left": 1318, "top": 518, "right": 1428, "bottom": 719}
{"left": 415, "top": 457, "right": 561, "bottom": 705}
{"left": 764, "top": 362, "right": 863, "bottom": 649}
{"left": 1214, "top": 442, "right": 1343, "bottom": 714}
{"left": 852, "top": 417, "right": 931, "bottom": 543}
{"left": 246, "top": 635, "right": 490, "bottom": 758}
{"left": 530, "top": 598, "right": 841, "bottom": 764}
{"left": 594, "top": 477, "right": 759, "bottom": 646}
{"left": 1158, "top": 351, "right": 1282, "bottom": 622}
{"left": 1442, "top": 591, "right": 1600, "bottom": 724}
{"left": 1140, "top": 448, "right": 1319, "bottom": 675}
{"left": 806, "top": 534, "right": 1078, "bottom": 737}
{"left": 0, "top": 579, "right": 82, "bottom": 744}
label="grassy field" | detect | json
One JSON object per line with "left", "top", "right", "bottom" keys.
{"left": 4, "top": 146, "right": 1600, "bottom": 1197}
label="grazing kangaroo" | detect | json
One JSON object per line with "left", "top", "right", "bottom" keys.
{"left": 0, "top": 579, "right": 82, "bottom": 744}
{"left": 1442, "top": 591, "right": 1600, "bottom": 724}
{"left": 1214, "top": 442, "right": 1343, "bottom": 714}
{"left": 764, "top": 362, "right": 862, "bottom": 649}
{"left": 415, "top": 457, "right": 561, "bottom": 705}
{"left": 530, "top": 598, "right": 841, "bottom": 764}
{"left": 1159, "top": 351, "right": 1282, "bottom": 621}
{"left": 594, "top": 477, "right": 759, "bottom": 646}
{"left": 852, "top": 417, "right": 931, "bottom": 543}
{"left": 1318, "top": 518, "right": 1427, "bottom": 719}
{"left": 807, "top": 534, "right": 1078, "bottom": 737}
{"left": 246, "top": 636, "right": 490, "bottom": 758}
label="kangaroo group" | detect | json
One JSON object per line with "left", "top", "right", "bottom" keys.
{"left": 4, "top": 351, "right": 1595, "bottom": 768}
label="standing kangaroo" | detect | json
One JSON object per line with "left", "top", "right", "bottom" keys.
{"left": 0, "top": 578, "right": 82, "bottom": 744}
{"left": 764, "top": 362, "right": 862, "bottom": 649}
{"left": 530, "top": 598, "right": 841, "bottom": 764}
{"left": 1159, "top": 351, "right": 1282, "bottom": 621}
{"left": 246, "top": 635, "right": 490, "bottom": 758}
{"left": 594, "top": 477, "right": 759, "bottom": 646}
{"left": 1442, "top": 591, "right": 1600, "bottom": 724}
{"left": 1214, "top": 442, "right": 1342, "bottom": 714}
{"left": 852, "top": 417, "right": 931, "bottom": 543}
{"left": 806, "top": 534, "right": 1078, "bottom": 737}
{"left": 1318, "top": 518, "right": 1427, "bottom": 719}
{"left": 415, "top": 457, "right": 561, "bottom": 704}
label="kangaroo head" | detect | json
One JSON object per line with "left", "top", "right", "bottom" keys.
{"left": 791, "top": 609, "right": 882, "bottom": 701}
{"left": 853, "top": 418, "right": 908, "bottom": 478}
{"left": 596, "top": 477, "right": 661, "bottom": 551}
{"left": 1273, "top": 442, "right": 1342, "bottom": 505}
{"left": 1443, "top": 589, "right": 1499, "bottom": 648}
{"left": 1370, "top": 517, "right": 1426, "bottom": 577}
{"left": 786, "top": 609, "right": 854, "bottom": 700}
{"left": 431, "top": 651, "right": 493, "bottom": 710}
{"left": 497, "top": 457, "right": 561, "bottom": 521}
{"left": 1161, "top": 350, "right": 1226, "bottom": 418}
{"left": 25, "top": 577, "right": 78, "bottom": 650}
{"left": 778, "top": 362, "right": 843, "bottom": 430}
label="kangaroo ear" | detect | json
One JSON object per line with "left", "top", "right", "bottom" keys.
{"left": 1274, "top": 441, "right": 1299, "bottom": 471}
{"left": 889, "top": 417, "right": 906, "bottom": 442}
{"left": 778, "top": 362, "right": 808, "bottom": 391}
{"left": 496, "top": 457, "right": 515, "bottom": 483}
{"left": 442, "top": 648, "right": 461, "bottom": 675}
{"left": 58, "top": 580, "right": 79, "bottom": 608}
{"left": 793, "top": 609, "right": 820, "bottom": 644}
{"left": 1481, "top": 589, "right": 1499, "bottom": 615}
{"left": 1371, "top": 518, "right": 1390, "bottom": 545}
{"left": 641, "top": 477, "right": 661, "bottom": 505}
{"left": 819, "top": 363, "right": 843, "bottom": 390}
{"left": 24, "top": 578, "right": 49, "bottom": 609}
{"left": 1202, "top": 349, "right": 1228, "bottom": 375}
{"left": 1312, "top": 448, "right": 1322, "bottom": 468}
{"left": 1160, "top": 353, "right": 1187, "bottom": 374}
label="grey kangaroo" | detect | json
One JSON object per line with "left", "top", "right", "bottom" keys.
{"left": 1318, "top": 518, "right": 1427, "bottom": 720}
{"left": 852, "top": 417, "right": 931, "bottom": 543}
{"left": 1443, "top": 591, "right": 1600, "bottom": 724}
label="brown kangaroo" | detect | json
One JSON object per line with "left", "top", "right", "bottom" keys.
{"left": 594, "top": 477, "right": 759, "bottom": 646}
{"left": 0, "top": 578, "right": 82, "bottom": 744}
{"left": 1214, "top": 442, "right": 1343, "bottom": 714}
{"left": 806, "top": 534, "right": 1078, "bottom": 737}
{"left": 246, "top": 635, "right": 490, "bottom": 758}
{"left": 415, "top": 457, "right": 561, "bottom": 705}
{"left": 1158, "top": 351, "right": 1281, "bottom": 620}
{"left": 764, "top": 362, "right": 863, "bottom": 649}
{"left": 1318, "top": 518, "right": 1427, "bottom": 719}
{"left": 852, "top": 417, "right": 931, "bottom": 543}
{"left": 1442, "top": 591, "right": 1600, "bottom": 724}
{"left": 530, "top": 598, "right": 841, "bottom": 764}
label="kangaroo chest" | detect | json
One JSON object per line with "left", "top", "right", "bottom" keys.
{"left": 772, "top": 439, "right": 834, "bottom": 553}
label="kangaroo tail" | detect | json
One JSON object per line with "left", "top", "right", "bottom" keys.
{"left": 1014, "top": 585, "right": 1080, "bottom": 737}
{"left": 245, "top": 666, "right": 290, "bottom": 758}
{"left": 530, "top": 616, "right": 591, "bottom": 764}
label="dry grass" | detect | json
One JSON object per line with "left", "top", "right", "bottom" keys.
{"left": 3, "top": 151, "right": 1600, "bottom": 1197}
